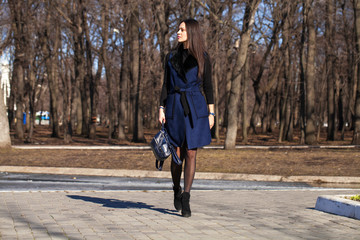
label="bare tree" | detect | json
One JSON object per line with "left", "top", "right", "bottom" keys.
{"left": 225, "top": 0, "right": 261, "bottom": 149}
{"left": 248, "top": 1, "right": 286, "bottom": 134}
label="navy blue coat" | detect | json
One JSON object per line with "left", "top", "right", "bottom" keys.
{"left": 162, "top": 48, "right": 212, "bottom": 149}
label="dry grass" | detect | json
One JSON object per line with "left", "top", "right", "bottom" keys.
{"left": 2, "top": 125, "right": 359, "bottom": 177}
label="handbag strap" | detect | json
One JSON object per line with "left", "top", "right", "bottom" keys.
{"left": 162, "top": 125, "right": 182, "bottom": 166}
{"left": 156, "top": 159, "right": 165, "bottom": 171}
{"left": 169, "top": 144, "right": 182, "bottom": 165}
{"left": 156, "top": 146, "right": 181, "bottom": 171}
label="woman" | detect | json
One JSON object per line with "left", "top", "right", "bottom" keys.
{"left": 158, "top": 19, "right": 215, "bottom": 217}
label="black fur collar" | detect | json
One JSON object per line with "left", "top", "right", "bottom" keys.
{"left": 169, "top": 45, "right": 198, "bottom": 83}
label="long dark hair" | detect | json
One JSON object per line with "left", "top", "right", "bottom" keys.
{"left": 179, "top": 19, "right": 207, "bottom": 79}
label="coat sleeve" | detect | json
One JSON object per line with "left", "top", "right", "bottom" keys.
{"left": 160, "top": 53, "right": 171, "bottom": 107}
{"left": 202, "top": 54, "right": 214, "bottom": 105}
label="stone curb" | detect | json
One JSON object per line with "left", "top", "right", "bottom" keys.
{"left": 1, "top": 166, "right": 360, "bottom": 184}
{"left": 315, "top": 195, "right": 360, "bottom": 220}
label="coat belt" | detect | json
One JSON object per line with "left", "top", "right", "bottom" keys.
{"left": 174, "top": 86, "right": 190, "bottom": 116}
{"left": 171, "top": 85, "right": 201, "bottom": 128}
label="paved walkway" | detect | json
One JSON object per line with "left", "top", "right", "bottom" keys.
{"left": 1, "top": 189, "right": 359, "bottom": 240}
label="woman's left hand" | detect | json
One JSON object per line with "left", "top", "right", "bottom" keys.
{"left": 207, "top": 104, "right": 215, "bottom": 129}
{"left": 208, "top": 115, "right": 215, "bottom": 129}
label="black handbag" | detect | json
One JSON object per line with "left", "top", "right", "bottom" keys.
{"left": 150, "top": 122, "right": 182, "bottom": 170}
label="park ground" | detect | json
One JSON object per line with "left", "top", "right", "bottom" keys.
{"left": 0, "top": 126, "right": 359, "bottom": 177}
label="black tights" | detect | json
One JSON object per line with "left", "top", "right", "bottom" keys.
{"left": 171, "top": 146, "right": 197, "bottom": 193}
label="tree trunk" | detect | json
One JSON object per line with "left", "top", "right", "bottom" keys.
{"left": 352, "top": 0, "right": 360, "bottom": 144}
{"left": 81, "top": 2, "right": 92, "bottom": 137}
{"left": 222, "top": 1, "right": 234, "bottom": 129}
{"left": 63, "top": 61, "right": 73, "bottom": 144}
{"left": 118, "top": 36, "right": 129, "bottom": 140}
{"left": 304, "top": 0, "right": 317, "bottom": 145}
{"left": 89, "top": 0, "right": 108, "bottom": 139}
{"left": 279, "top": 5, "right": 291, "bottom": 142}
{"left": 13, "top": 58, "right": 24, "bottom": 140}
{"left": 72, "top": 1, "right": 86, "bottom": 135}
{"left": 26, "top": 51, "right": 37, "bottom": 143}
{"left": 284, "top": 7, "right": 296, "bottom": 142}
{"left": 224, "top": 0, "right": 260, "bottom": 149}
{"left": 284, "top": 46, "right": 294, "bottom": 142}
{"left": 154, "top": 0, "right": 170, "bottom": 66}
{"left": 242, "top": 55, "right": 249, "bottom": 144}
{"left": 130, "top": 6, "right": 146, "bottom": 143}
{"left": 9, "top": 0, "right": 26, "bottom": 139}
{"left": 43, "top": 9, "right": 61, "bottom": 138}
{"left": 326, "top": 0, "right": 336, "bottom": 141}
{"left": 7, "top": 82, "right": 15, "bottom": 130}
{"left": 0, "top": 86, "right": 11, "bottom": 148}
{"left": 341, "top": 3, "right": 356, "bottom": 131}
{"left": 208, "top": 0, "right": 223, "bottom": 142}
{"left": 213, "top": 41, "right": 220, "bottom": 142}
{"left": 299, "top": 2, "right": 307, "bottom": 145}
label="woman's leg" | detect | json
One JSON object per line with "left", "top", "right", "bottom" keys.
{"left": 181, "top": 147, "right": 197, "bottom": 217}
{"left": 183, "top": 148, "right": 197, "bottom": 193}
{"left": 171, "top": 147, "right": 184, "bottom": 211}
{"left": 171, "top": 147, "right": 183, "bottom": 188}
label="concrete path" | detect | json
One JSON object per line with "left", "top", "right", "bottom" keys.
{"left": 2, "top": 145, "right": 359, "bottom": 239}
{"left": 1, "top": 189, "right": 359, "bottom": 240}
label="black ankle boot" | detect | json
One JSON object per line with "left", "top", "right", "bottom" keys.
{"left": 173, "top": 186, "right": 182, "bottom": 211}
{"left": 181, "top": 192, "right": 191, "bottom": 217}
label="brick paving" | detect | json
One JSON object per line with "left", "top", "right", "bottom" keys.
{"left": 0, "top": 189, "right": 359, "bottom": 240}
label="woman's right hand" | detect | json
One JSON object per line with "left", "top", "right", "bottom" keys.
{"left": 159, "top": 107, "right": 166, "bottom": 124}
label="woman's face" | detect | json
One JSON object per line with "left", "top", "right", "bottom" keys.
{"left": 177, "top": 22, "right": 188, "bottom": 43}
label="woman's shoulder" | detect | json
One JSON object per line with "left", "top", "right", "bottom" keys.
{"left": 167, "top": 49, "right": 178, "bottom": 57}
{"left": 164, "top": 51, "right": 174, "bottom": 65}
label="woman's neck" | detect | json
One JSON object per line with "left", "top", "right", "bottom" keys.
{"left": 183, "top": 41, "right": 189, "bottom": 49}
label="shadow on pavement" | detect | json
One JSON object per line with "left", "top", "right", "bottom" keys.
{"left": 67, "top": 195, "right": 179, "bottom": 216}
